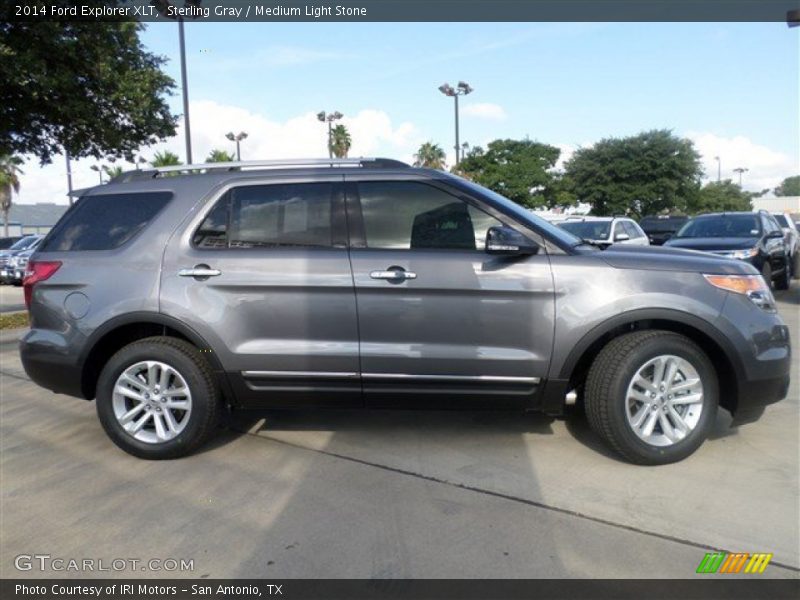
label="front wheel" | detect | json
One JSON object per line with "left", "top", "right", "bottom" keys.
{"left": 96, "top": 337, "right": 221, "bottom": 459}
{"left": 775, "top": 257, "right": 791, "bottom": 291}
{"left": 584, "top": 331, "right": 718, "bottom": 465}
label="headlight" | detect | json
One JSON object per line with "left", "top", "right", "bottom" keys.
{"left": 703, "top": 274, "right": 775, "bottom": 312}
{"left": 718, "top": 247, "right": 758, "bottom": 260}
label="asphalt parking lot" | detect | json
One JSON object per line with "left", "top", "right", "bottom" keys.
{"left": 1, "top": 286, "right": 798, "bottom": 579}
{"left": 0, "top": 285, "right": 25, "bottom": 314}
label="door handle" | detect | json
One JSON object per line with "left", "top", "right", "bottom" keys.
{"left": 370, "top": 269, "right": 417, "bottom": 281}
{"left": 179, "top": 265, "right": 221, "bottom": 279}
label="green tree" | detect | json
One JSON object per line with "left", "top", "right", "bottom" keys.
{"left": 329, "top": 124, "right": 352, "bottom": 158}
{"left": 0, "top": 155, "right": 23, "bottom": 237}
{"left": 103, "top": 165, "right": 123, "bottom": 180}
{"left": 456, "top": 139, "right": 562, "bottom": 208}
{"left": 563, "top": 129, "right": 702, "bottom": 217}
{"left": 0, "top": 8, "right": 177, "bottom": 163}
{"left": 413, "top": 142, "right": 447, "bottom": 170}
{"left": 150, "top": 151, "right": 182, "bottom": 168}
{"left": 688, "top": 180, "right": 753, "bottom": 214}
{"left": 206, "top": 149, "right": 236, "bottom": 163}
{"left": 774, "top": 175, "right": 800, "bottom": 197}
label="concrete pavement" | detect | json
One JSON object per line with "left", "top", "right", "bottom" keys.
{"left": 0, "top": 285, "right": 25, "bottom": 313}
{"left": 1, "top": 287, "right": 798, "bottom": 579}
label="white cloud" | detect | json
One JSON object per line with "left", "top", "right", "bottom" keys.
{"left": 685, "top": 131, "right": 796, "bottom": 193}
{"left": 14, "top": 100, "right": 422, "bottom": 205}
{"left": 462, "top": 103, "right": 507, "bottom": 121}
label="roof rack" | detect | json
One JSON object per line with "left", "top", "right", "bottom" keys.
{"left": 111, "top": 157, "right": 409, "bottom": 183}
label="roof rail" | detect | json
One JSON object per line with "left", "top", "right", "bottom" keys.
{"left": 111, "top": 157, "right": 409, "bottom": 183}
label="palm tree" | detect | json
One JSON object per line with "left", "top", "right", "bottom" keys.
{"left": 150, "top": 150, "right": 182, "bottom": 167}
{"left": 329, "top": 124, "right": 352, "bottom": 158}
{"left": 413, "top": 142, "right": 447, "bottom": 170}
{"left": 103, "top": 165, "right": 124, "bottom": 180}
{"left": 206, "top": 149, "right": 235, "bottom": 163}
{"left": 0, "top": 155, "right": 23, "bottom": 237}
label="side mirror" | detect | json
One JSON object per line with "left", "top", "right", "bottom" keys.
{"left": 614, "top": 233, "right": 630, "bottom": 242}
{"left": 767, "top": 230, "right": 784, "bottom": 240}
{"left": 486, "top": 226, "right": 540, "bottom": 256}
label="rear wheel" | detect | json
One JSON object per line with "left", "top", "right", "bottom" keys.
{"left": 761, "top": 263, "right": 774, "bottom": 290}
{"left": 96, "top": 337, "right": 221, "bottom": 459}
{"left": 584, "top": 331, "right": 718, "bottom": 465}
{"left": 775, "top": 256, "right": 791, "bottom": 290}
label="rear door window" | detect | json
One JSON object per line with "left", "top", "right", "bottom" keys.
{"left": 40, "top": 192, "right": 172, "bottom": 252}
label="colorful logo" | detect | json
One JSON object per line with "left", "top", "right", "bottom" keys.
{"left": 696, "top": 552, "right": 773, "bottom": 574}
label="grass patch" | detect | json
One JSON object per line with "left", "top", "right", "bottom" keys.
{"left": 0, "top": 312, "right": 29, "bottom": 330}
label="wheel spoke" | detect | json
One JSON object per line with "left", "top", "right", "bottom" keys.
{"left": 630, "top": 405, "right": 650, "bottom": 429}
{"left": 641, "top": 411, "right": 659, "bottom": 437}
{"left": 130, "top": 412, "right": 152, "bottom": 434}
{"left": 671, "top": 392, "right": 703, "bottom": 405}
{"left": 663, "top": 359, "right": 679, "bottom": 390}
{"left": 668, "top": 405, "right": 690, "bottom": 433}
{"left": 118, "top": 403, "right": 146, "bottom": 425}
{"left": 120, "top": 373, "right": 146, "bottom": 390}
{"left": 147, "top": 362, "right": 159, "bottom": 389}
{"left": 163, "top": 409, "right": 179, "bottom": 434}
{"left": 165, "top": 399, "right": 189, "bottom": 410}
{"left": 115, "top": 385, "right": 145, "bottom": 402}
{"left": 152, "top": 412, "right": 168, "bottom": 440}
{"left": 651, "top": 357, "right": 666, "bottom": 389}
{"left": 629, "top": 389, "right": 652, "bottom": 404}
{"left": 634, "top": 376, "right": 657, "bottom": 393}
{"left": 162, "top": 387, "right": 188, "bottom": 398}
{"left": 669, "top": 378, "right": 700, "bottom": 394}
{"left": 159, "top": 366, "right": 171, "bottom": 390}
{"left": 659, "top": 412, "right": 679, "bottom": 442}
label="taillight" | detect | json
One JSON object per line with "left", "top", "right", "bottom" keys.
{"left": 23, "top": 261, "right": 61, "bottom": 310}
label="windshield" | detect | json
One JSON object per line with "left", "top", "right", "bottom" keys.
{"left": 558, "top": 221, "right": 611, "bottom": 240}
{"left": 774, "top": 214, "right": 790, "bottom": 228}
{"left": 453, "top": 178, "right": 582, "bottom": 247}
{"left": 9, "top": 236, "right": 39, "bottom": 250}
{"left": 640, "top": 218, "right": 687, "bottom": 233}
{"left": 675, "top": 215, "right": 761, "bottom": 239}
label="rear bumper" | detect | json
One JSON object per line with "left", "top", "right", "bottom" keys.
{"left": 20, "top": 330, "right": 86, "bottom": 399}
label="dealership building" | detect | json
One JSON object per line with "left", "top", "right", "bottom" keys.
{"left": 0, "top": 203, "right": 69, "bottom": 237}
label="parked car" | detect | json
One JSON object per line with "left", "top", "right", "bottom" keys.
{"left": 0, "top": 235, "right": 42, "bottom": 284}
{"left": 638, "top": 215, "right": 689, "bottom": 246}
{"left": 664, "top": 212, "right": 790, "bottom": 290}
{"left": 556, "top": 216, "right": 650, "bottom": 247}
{"left": 20, "top": 158, "right": 790, "bottom": 465}
{"left": 0, "top": 236, "right": 23, "bottom": 250}
{"left": 3, "top": 248, "right": 36, "bottom": 285}
{"left": 772, "top": 213, "right": 799, "bottom": 278}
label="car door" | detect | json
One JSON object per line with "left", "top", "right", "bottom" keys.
{"left": 160, "top": 178, "right": 362, "bottom": 408}
{"left": 612, "top": 221, "right": 633, "bottom": 245}
{"left": 623, "top": 220, "right": 650, "bottom": 246}
{"left": 345, "top": 176, "right": 555, "bottom": 409}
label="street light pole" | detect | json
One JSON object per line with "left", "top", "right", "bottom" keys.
{"left": 225, "top": 132, "right": 248, "bottom": 160}
{"left": 438, "top": 81, "right": 473, "bottom": 166}
{"left": 317, "top": 111, "right": 344, "bottom": 159}
{"left": 178, "top": 18, "right": 193, "bottom": 164}
{"left": 733, "top": 167, "right": 749, "bottom": 187}
{"left": 65, "top": 150, "right": 74, "bottom": 205}
{"left": 714, "top": 155, "right": 721, "bottom": 182}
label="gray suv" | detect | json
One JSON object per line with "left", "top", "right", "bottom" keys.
{"left": 20, "top": 158, "right": 791, "bottom": 464}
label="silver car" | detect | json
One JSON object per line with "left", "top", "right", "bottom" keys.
{"left": 557, "top": 216, "right": 650, "bottom": 247}
{"left": 19, "top": 158, "right": 791, "bottom": 464}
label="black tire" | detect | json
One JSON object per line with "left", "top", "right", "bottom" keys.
{"left": 761, "top": 262, "right": 774, "bottom": 290}
{"left": 775, "top": 257, "right": 790, "bottom": 291}
{"left": 791, "top": 252, "right": 799, "bottom": 280}
{"left": 584, "top": 330, "right": 718, "bottom": 465}
{"left": 96, "top": 337, "right": 221, "bottom": 459}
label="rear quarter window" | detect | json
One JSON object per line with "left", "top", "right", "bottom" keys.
{"left": 40, "top": 192, "right": 172, "bottom": 252}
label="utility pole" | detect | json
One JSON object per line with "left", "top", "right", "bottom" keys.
{"left": 65, "top": 150, "right": 74, "bottom": 205}
{"left": 178, "top": 18, "right": 193, "bottom": 164}
{"left": 714, "top": 155, "right": 721, "bottom": 182}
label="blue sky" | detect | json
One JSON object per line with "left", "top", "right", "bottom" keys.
{"left": 21, "top": 21, "right": 800, "bottom": 204}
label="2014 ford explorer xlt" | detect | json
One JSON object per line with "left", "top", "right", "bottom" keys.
{"left": 20, "top": 158, "right": 791, "bottom": 464}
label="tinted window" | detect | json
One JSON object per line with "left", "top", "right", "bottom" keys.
{"left": 194, "top": 183, "right": 334, "bottom": 249}
{"left": 9, "top": 236, "right": 39, "bottom": 251}
{"left": 675, "top": 215, "right": 761, "bottom": 239}
{"left": 41, "top": 193, "right": 171, "bottom": 252}
{"left": 762, "top": 216, "right": 779, "bottom": 234}
{"left": 639, "top": 217, "right": 688, "bottom": 234}
{"left": 358, "top": 181, "right": 502, "bottom": 250}
{"left": 774, "top": 214, "right": 790, "bottom": 228}
{"left": 559, "top": 220, "right": 611, "bottom": 240}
